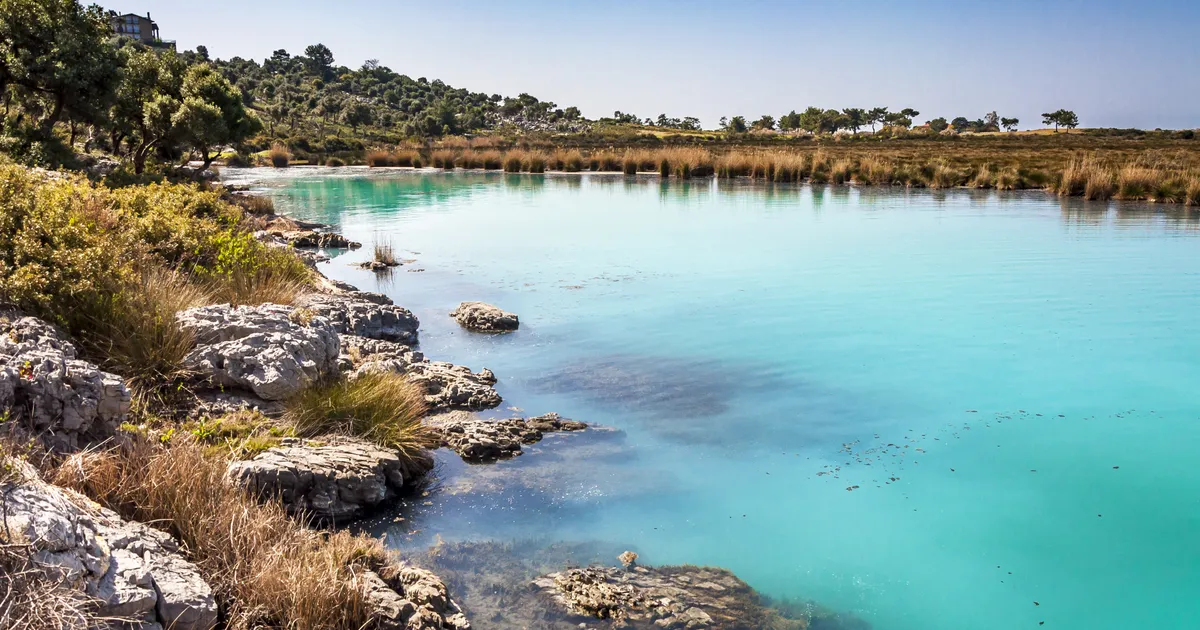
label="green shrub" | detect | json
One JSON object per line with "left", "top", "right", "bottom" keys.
{"left": 0, "top": 166, "right": 312, "bottom": 399}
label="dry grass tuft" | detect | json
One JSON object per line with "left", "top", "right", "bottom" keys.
{"left": 49, "top": 438, "right": 390, "bottom": 630}
{"left": 1117, "top": 166, "right": 1162, "bottom": 200}
{"left": 284, "top": 372, "right": 430, "bottom": 464}
{"left": 372, "top": 238, "right": 397, "bottom": 266}
{"left": 269, "top": 143, "right": 290, "bottom": 168}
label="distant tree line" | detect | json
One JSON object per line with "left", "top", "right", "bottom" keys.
{"left": 715, "top": 107, "right": 1082, "bottom": 135}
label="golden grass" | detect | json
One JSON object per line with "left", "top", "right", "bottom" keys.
{"left": 269, "top": 143, "right": 290, "bottom": 168}
{"left": 1117, "top": 166, "right": 1161, "bottom": 200}
{"left": 284, "top": 372, "right": 430, "bottom": 464}
{"left": 1187, "top": 176, "right": 1200, "bottom": 206}
{"left": 430, "top": 150, "right": 457, "bottom": 170}
{"left": 372, "top": 238, "right": 397, "bottom": 266}
{"left": 49, "top": 438, "right": 390, "bottom": 630}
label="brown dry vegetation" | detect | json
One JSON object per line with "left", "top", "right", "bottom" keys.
{"left": 49, "top": 437, "right": 391, "bottom": 630}
{"left": 357, "top": 135, "right": 1200, "bottom": 204}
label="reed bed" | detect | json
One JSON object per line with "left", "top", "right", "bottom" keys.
{"left": 348, "top": 144, "right": 1200, "bottom": 204}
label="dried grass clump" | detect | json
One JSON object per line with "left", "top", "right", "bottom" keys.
{"left": 284, "top": 372, "right": 429, "bottom": 461}
{"left": 1186, "top": 175, "right": 1200, "bottom": 206}
{"left": 269, "top": 143, "right": 290, "bottom": 168}
{"left": 49, "top": 438, "right": 391, "bottom": 630}
{"left": 373, "top": 238, "right": 397, "bottom": 266}
{"left": 995, "top": 169, "right": 1020, "bottom": 191}
{"left": 971, "top": 165, "right": 995, "bottom": 189}
{"left": 856, "top": 156, "right": 893, "bottom": 185}
{"left": 431, "top": 150, "right": 457, "bottom": 170}
{"left": 928, "top": 163, "right": 960, "bottom": 189}
{"left": 365, "top": 150, "right": 393, "bottom": 167}
{"left": 830, "top": 159, "right": 853, "bottom": 185}
{"left": 1117, "top": 166, "right": 1162, "bottom": 200}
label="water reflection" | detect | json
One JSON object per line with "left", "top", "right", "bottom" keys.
{"left": 219, "top": 167, "right": 1200, "bottom": 234}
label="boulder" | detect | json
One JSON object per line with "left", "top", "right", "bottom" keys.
{"left": 449, "top": 302, "right": 519, "bottom": 333}
{"left": 297, "top": 293, "right": 419, "bottom": 345}
{"left": 227, "top": 436, "right": 432, "bottom": 522}
{"left": 1, "top": 460, "right": 218, "bottom": 629}
{"left": 425, "top": 411, "right": 586, "bottom": 462}
{"left": 371, "top": 563, "right": 471, "bottom": 630}
{"left": 177, "top": 303, "right": 341, "bottom": 401}
{"left": 533, "top": 564, "right": 791, "bottom": 629}
{"left": 344, "top": 336, "right": 501, "bottom": 412}
{"left": 271, "top": 230, "right": 361, "bottom": 249}
{"left": 0, "top": 313, "right": 130, "bottom": 451}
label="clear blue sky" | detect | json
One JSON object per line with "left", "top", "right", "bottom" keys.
{"left": 102, "top": 0, "right": 1200, "bottom": 130}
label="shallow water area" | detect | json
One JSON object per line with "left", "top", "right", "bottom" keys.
{"left": 223, "top": 167, "right": 1200, "bottom": 630}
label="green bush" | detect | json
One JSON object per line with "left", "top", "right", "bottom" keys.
{"left": 0, "top": 165, "right": 312, "bottom": 396}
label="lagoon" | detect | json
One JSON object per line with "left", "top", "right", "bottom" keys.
{"left": 223, "top": 168, "right": 1200, "bottom": 630}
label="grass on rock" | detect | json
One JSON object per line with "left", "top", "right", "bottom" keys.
{"left": 284, "top": 372, "right": 430, "bottom": 465}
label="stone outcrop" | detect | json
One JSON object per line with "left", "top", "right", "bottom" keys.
{"left": 1, "top": 460, "right": 218, "bottom": 629}
{"left": 425, "top": 411, "right": 586, "bottom": 462}
{"left": 534, "top": 564, "right": 802, "bottom": 629}
{"left": 362, "top": 564, "right": 471, "bottom": 630}
{"left": 344, "top": 337, "right": 501, "bottom": 412}
{"left": 0, "top": 312, "right": 130, "bottom": 451}
{"left": 449, "top": 302, "right": 519, "bottom": 333}
{"left": 268, "top": 229, "right": 361, "bottom": 249}
{"left": 227, "top": 436, "right": 431, "bottom": 522}
{"left": 177, "top": 303, "right": 340, "bottom": 401}
{"left": 297, "top": 293, "right": 419, "bottom": 345}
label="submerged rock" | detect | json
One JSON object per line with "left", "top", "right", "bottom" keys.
{"left": 2, "top": 459, "right": 218, "bottom": 629}
{"left": 534, "top": 565, "right": 808, "bottom": 629}
{"left": 0, "top": 312, "right": 130, "bottom": 451}
{"left": 227, "top": 436, "right": 432, "bottom": 522}
{"left": 177, "top": 303, "right": 341, "bottom": 401}
{"left": 450, "top": 302, "right": 520, "bottom": 333}
{"left": 425, "top": 411, "right": 586, "bottom": 462}
{"left": 298, "top": 293, "right": 420, "bottom": 345}
{"left": 345, "top": 336, "right": 501, "bottom": 412}
{"left": 362, "top": 563, "right": 471, "bottom": 630}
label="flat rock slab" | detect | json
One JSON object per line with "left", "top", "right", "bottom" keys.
{"left": 177, "top": 303, "right": 341, "bottom": 401}
{"left": 450, "top": 302, "right": 519, "bottom": 332}
{"left": 2, "top": 460, "right": 217, "bottom": 629}
{"left": 227, "top": 436, "right": 432, "bottom": 523}
{"left": 298, "top": 293, "right": 419, "bottom": 345}
{"left": 0, "top": 311, "right": 130, "bottom": 451}
{"left": 534, "top": 564, "right": 809, "bottom": 629}
{"left": 425, "top": 411, "right": 586, "bottom": 462}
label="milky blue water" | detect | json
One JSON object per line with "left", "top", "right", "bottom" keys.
{"left": 224, "top": 168, "right": 1200, "bottom": 630}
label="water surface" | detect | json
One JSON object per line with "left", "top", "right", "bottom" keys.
{"left": 224, "top": 168, "right": 1200, "bottom": 630}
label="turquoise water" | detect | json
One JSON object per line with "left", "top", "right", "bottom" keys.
{"left": 225, "top": 168, "right": 1200, "bottom": 630}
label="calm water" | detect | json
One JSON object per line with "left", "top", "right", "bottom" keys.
{"left": 225, "top": 168, "right": 1200, "bottom": 630}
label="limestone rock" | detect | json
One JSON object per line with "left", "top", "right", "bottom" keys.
{"left": 0, "top": 313, "right": 130, "bottom": 451}
{"left": 533, "top": 564, "right": 777, "bottom": 629}
{"left": 425, "top": 411, "right": 586, "bottom": 462}
{"left": 227, "top": 436, "right": 431, "bottom": 522}
{"left": 2, "top": 460, "right": 218, "bottom": 629}
{"left": 177, "top": 303, "right": 340, "bottom": 401}
{"left": 449, "top": 302, "right": 519, "bottom": 333}
{"left": 345, "top": 336, "right": 500, "bottom": 412}
{"left": 297, "top": 293, "right": 419, "bottom": 345}
{"left": 270, "top": 229, "right": 361, "bottom": 249}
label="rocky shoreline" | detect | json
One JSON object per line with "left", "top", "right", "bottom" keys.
{"left": 0, "top": 204, "right": 866, "bottom": 629}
